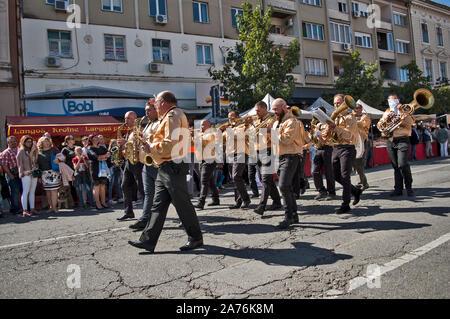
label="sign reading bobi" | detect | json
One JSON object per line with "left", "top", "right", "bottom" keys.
{"left": 66, "top": 100, "right": 94, "bottom": 113}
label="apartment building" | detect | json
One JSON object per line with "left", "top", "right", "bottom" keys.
{"left": 409, "top": 0, "right": 450, "bottom": 88}
{"left": 16, "top": 0, "right": 450, "bottom": 119}
{"left": 20, "top": 0, "right": 261, "bottom": 118}
{"left": 0, "top": 0, "right": 21, "bottom": 148}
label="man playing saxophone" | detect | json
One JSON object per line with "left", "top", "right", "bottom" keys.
{"left": 129, "top": 99, "right": 160, "bottom": 230}
{"left": 252, "top": 101, "right": 282, "bottom": 216}
{"left": 377, "top": 94, "right": 415, "bottom": 197}
{"left": 325, "top": 94, "right": 363, "bottom": 214}
{"left": 116, "top": 111, "right": 145, "bottom": 221}
{"left": 352, "top": 102, "right": 371, "bottom": 191}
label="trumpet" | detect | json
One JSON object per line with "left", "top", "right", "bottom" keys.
{"left": 215, "top": 114, "right": 258, "bottom": 130}
{"left": 251, "top": 114, "right": 277, "bottom": 136}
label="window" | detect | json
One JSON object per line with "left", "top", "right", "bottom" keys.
{"left": 306, "top": 58, "right": 327, "bottom": 76}
{"left": 301, "top": 0, "right": 322, "bottom": 7}
{"left": 196, "top": 44, "right": 212, "bottom": 65}
{"left": 421, "top": 23, "right": 429, "bottom": 43}
{"left": 271, "top": 25, "right": 282, "bottom": 34}
{"left": 399, "top": 69, "right": 409, "bottom": 82}
{"left": 352, "top": 2, "right": 368, "bottom": 17}
{"left": 437, "top": 27, "right": 444, "bottom": 47}
{"left": 46, "top": 0, "right": 68, "bottom": 5}
{"left": 396, "top": 40, "right": 410, "bottom": 54}
{"left": 149, "top": 0, "right": 167, "bottom": 16}
{"left": 387, "top": 33, "right": 394, "bottom": 51}
{"left": 48, "top": 30, "right": 72, "bottom": 58}
{"left": 440, "top": 62, "right": 447, "bottom": 81}
{"left": 231, "top": 8, "right": 243, "bottom": 28}
{"left": 330, "top": 22, "right": 351, "bottom": 44}
{"left": 104, "top": 35, "right": 126, "bottom": 61}
{"left": 393, "top": 12, "right": 407, "bottom": 26}
{"left": 152, "top": 39, "right": 171, "bottom": 63}
{"left": 102, "top": 0, "right": 122, "bottom": 12}
{"left": 302, "top": 23, "right": 324, "bottom": 41}
{"left": 355, "top": 32, "right": 372, "bottom": 48}
{"left": 424, "top": 59, "right": 433, "bottom": 81}
{"left": 338, "top": 1, "right": 348, "bottom": 13}
{"left": 193, "top": 1, "right": 209, "bottom": 23}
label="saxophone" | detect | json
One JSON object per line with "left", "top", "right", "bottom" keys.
{"left": 111, "top": 123, "right": 127, "bottom": 165}
{"left": 135, "top": 116, "right": 157, "bottom": 167}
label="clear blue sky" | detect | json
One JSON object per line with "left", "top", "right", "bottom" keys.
{"left": 430, "top": 0, "right": 450, "bottom": 6}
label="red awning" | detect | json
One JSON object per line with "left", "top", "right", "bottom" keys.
{"left": 6, "top": 116, "right": 128, "bottom": 139}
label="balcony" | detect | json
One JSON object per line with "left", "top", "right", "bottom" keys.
{"left": 328, "top": 9, "right": 350, "bottom": 22}
{"left": 378, "top": 50, "right": 395, "bottom": 61}
{"left": 266, "top": 0, "right": 296, "bottom": 18}
{"left": 378, "top": 18, "right": 392, "bottom": 31}
{"left": 269, "top": 33, "right": 298, "bottom": 47}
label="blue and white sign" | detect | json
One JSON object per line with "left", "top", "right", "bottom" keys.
{"left": 26, "top": 98, "right": 148, "bottom": 117}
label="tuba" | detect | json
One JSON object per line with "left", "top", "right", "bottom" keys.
{"left": 379, "top": 89, "right": 434, "bottom": 138}
{"left": 324, "top": 95, "right": 356, "bottom": 145}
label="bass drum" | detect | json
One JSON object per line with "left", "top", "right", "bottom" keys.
{"left": 355, "top": 133, "right": 365, "bottom": 159}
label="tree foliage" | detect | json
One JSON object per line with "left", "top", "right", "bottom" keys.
{"left": 334, "top": 50, "right": 385, "bottom": 109}
{"left": 431, "top": 86, "right": 450, "bottom": 116}
{"left": 208, "top": 2, "right": 300, "bottom": 113}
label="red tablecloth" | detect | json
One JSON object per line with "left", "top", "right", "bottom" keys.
{"left": 367, "top": 142, "right": 438, "bottom": 166}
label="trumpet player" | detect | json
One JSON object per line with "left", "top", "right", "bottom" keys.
{"left": 311, "top": 107, "right": 336, "bottom": 201}
{"left": 194, "top": 119, "right": 220, "bottom": 210}
{"left": 326, "top": 94, "right": 363, "bottom": 214}
{"left": 352, "top": 102, "right": 371, "bottom": 191}
{"left": 221, "top": 111, "right": 252, "bottom": 210}
{"left": 252, "top": 101, "right": 282, "bottom": 216}
{"left": 377, "top": 94, "right": 414, "bottom": 197}
{"left": 129, "top": 100, "right": 160, "bottom": 230}
{"left": 117, "top": 111, "right": 145, "bottom": 221}
{"left": 271, "top": 98, "right": 305, "bottom": 229}
{"left": 128, "top": 91, "right": 203, "bottom": 253}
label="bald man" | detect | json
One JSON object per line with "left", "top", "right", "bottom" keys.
{"left": 117, "top": 110, "right": 145, "bottom": 221}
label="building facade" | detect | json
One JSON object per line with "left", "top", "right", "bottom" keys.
{"left": 0, "top": 0, "right": 21, "bottom": 148}
{"left": 409, "top": 0, "right": 450, "bottom": 88}
{"left": 15, "top": 0, "right": 450, "bottom": 122}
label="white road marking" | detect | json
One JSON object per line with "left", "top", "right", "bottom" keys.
{"left": 326, "top": 231, "right": 450, "bottom": 297}
{"left": 1, "top": 162, "right": 449, "bottom": 251}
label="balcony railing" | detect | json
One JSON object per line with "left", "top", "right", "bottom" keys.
{"left": 328, "top": 9, "right": 350, "bottom": 22}
{"left": 269, "top": 33, "right": 298, "bottom": 47}
{"left": 266, "top": 0, "right": 296, "bottom": 12}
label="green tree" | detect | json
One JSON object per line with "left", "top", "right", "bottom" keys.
{"left": 334, "top": 50, "right": 385, "bottom": 109}
{"left": 388, "top": 60, "right": 432, "bottom": 113}
{"left": 208, "top": 2, "right": 300, "bottom": 113}
{"left": 432, "top": 86, "right": 450, "bottom": 116}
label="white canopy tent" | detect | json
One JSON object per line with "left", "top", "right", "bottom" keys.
{"left": 307, "top": 97, "right": 334, "bottom": 115}
{"left": 356, "top": 99, "right": 384, "bottom": 119}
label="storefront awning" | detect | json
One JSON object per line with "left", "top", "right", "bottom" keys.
{"left": 6, "top": 116, "right": 126, "bottom": 140}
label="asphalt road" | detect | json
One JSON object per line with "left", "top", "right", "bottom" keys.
{"left": 0, "top": 157, "right": 449, "bottom": 299}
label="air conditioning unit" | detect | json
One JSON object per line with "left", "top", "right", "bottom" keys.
{"left": 285, "top": 19, "right": 294, "bottom": 27}
{"left": 45, "top": 56, "right": 61, "bottom": 67}
{"left": 342, "top": 43, "right": 351, "bottom": 51}
{"left": 54, "top": 0, "right": 68, "bottom": 11}
{"left": 148, "top": 63, "right": 163, "bottom": 73}
{"left": 352, "top": 10, "right": 360, "bottom": 18}
{"left": 155, "top": 14, "right": 168, "bottom": 24}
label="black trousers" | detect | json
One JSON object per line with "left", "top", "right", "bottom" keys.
{"left": 256, "top": 148, "right": 281, "bottom": 209}
{"left": 199, "top": 161, "right": 219, "bottom": 204}
{"left": 231, "top": 153, "right": 250, "bottom": 203}
{"left": 332, "top": 145, "right": 360, "bottom": 208}
{"left": 122, "top": 161, "right": 144, "bottom": 216}
{"left": 387, "top": 137, "right": 413, "bottom": 191}
{"left": 248, "top": 163, "right": 259, "bottom": 196}
{"left": 140, "top": 161, "right": 202, "bottom": 248}
{"left": 279, "top": 154, "right": 300, "bottom": 218}
{"left": 313, "top": 146, "right": 335, "bottom": 195}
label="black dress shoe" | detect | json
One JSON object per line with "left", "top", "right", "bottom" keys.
{"left": 128, "top": 241, "right": 154, "bottom": 252}
{"left": 314, "top": 193, "right": 328, "bottom": 201}
{"left": 335, "top": 206, "right": 351, "bottom": 214}
{"left": 268, "top": 203, "right": 282, "bottom": 210}
{"left": 194, "top": 202, "right": 204, "bottom": 210}
{"left": 353, "top": 188, "right": 362, "bottom": 205}
{"left": 389, "top": 190, "right": 403, "bottom": 197}
{"left": 179, "top": 239, "right": 203, "bottom": 251}
{"left": 241, "top": 200, "right": 251, "bottom": 209}
{"left": 253, "top": 207, "right": 264, "bottom": 216}
{"left": 407, "top": 189, "right": 415, "bottom": 197}
{"left": 326, "top": 194, "right": 337, "bottom": 201}
{"left": 129, "top": 221, "right": 147, "bottom": 230}
{"left": 117, "top": 214, "right": 134, "bottom": 221}
{"left": 292, "top": 214, "right": 299, "bottom": 223}
{"left": 277, "top": 218, "right": 294, "bottom": 229}
{"left": 251, "top": 193, "right": 259, "bottom": 199}
{"left": 207, "top": 200, "right": 220, "bottom": 206}
{"left": 229, "top": 201, "right": 242, "bottom": 209}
